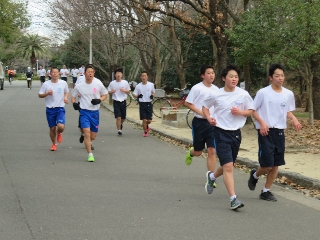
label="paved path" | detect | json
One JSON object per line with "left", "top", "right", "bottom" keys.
{"left": 0, "top": 81, "right": 319, "bottom": 239}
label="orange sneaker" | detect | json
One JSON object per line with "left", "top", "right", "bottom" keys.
{"left": 57, "top": 133, "right": 63, "bottom": 143}
{"left": 50, "top": 144, "right": 57, "bottom": 151}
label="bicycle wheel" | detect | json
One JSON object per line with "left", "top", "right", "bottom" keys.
{"left": 186, "top": 109, "right": 193, "bottom": 129}
{"left": 126, "top": 94, "right": 132, "bottom": 107}
{"left": 152, "top": 98, "right": 171, "bottom": 118}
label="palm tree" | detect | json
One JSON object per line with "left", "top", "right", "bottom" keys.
{"left": 17, "top": 34, "right": 49, "bottom": 70}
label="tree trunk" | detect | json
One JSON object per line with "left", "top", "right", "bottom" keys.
{"left": 311, "top": 54, "right": 320, "bottom": 120}
{"left": 243, "top": 63, "right": 251, "bottom": 93}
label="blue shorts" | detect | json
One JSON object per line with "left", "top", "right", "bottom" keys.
{"left": 139, "top": 102, "right": 153, "bottom": 120}
{"left": 46, "top": 107, "right": 66, "bottom": 128}
{"left": 79, "top": 109, "right": 99, "bottom": 132}
{"left": 192, "top": 117, "right": 215, "bottom": 151}
{"left": 214, "top": 127, "right": 241, "bottom": 166}
{"left": 258, "top": 128, "right": 285, "bottom": 167}
{"left": 113, "top": 100, "right": 126, "bottom": 119}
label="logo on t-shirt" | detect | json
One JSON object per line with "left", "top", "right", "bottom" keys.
{"left": 234, "top": 100, "right": 242, "bottom": 107}
{"left": 93, "top": 88, "right": 97, "bottom": 93}
{"left": 58, "top": 88, "right": 62, "bottom": 93}
{"left": 280, "top": 102, "right": 286, "bottom": 109}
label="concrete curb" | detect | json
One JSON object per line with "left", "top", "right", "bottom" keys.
{"left": 101, "top": 102, "right": 320, "bottom": 191}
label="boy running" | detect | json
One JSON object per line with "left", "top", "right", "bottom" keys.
{"left": 71, "top": 64, "right": 108, "bottom": 162}
{"left": 38, "top": 67, "right": 69, "bottom": 151}
{"left": 203, "top": 64, "right": 253, "bottom": 210}
{"left": 247, "top": 63, "right": 302, "bottom": 201}
{"left": 184, "top": 65, "right": 219, "bottom": 194}
{"left": 133, "top": 71, "right": 155, "bottom": 137}
{"left": 107, "top": 68, "right": 130, "bottom": 136}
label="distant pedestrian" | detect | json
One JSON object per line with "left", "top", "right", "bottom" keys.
{"left": 184, "top": 65, "right": 219, "bottom": 194}
{"left": 60, "top": 65, "right": 69, "bottom": 82}
{"left": 107, "top": 68, "right": 130, "bottom": 136}
{"left": 38, "top": 67, "right": 69, "bottom": 151}
{"left": 78, "top": 64, "right": 85, "bottom": 76}
{"left": 133, "top": 71, "right": 155, "bottom": 137}
{"left": 38, "top": 65, "right": 46, "bottom": 86}
{"left": 26, "top": 67, "right": 33, "bottom": 89}
{"left": 203, "top": 64, "right": 254, "bottom": 210}
{"left": 71, "top": 66, "right": 79, "bottom": 89}
{"left": 247, "top": 63, "right": 302, "bottom": 202}
{"left": 71, "top": 64, "right": 108, "bottom": 162}
{"left": 47, "top": 66, "right": 52, "bottom": 80}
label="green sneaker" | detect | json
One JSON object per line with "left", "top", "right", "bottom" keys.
{"left": 185, "top": 147, "right": 194, "bottom": 165}
{"left": 88, "top": 155, "right": 95, "bottom": 162}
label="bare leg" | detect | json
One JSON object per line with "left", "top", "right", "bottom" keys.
{"left": 265, "top": 166, "right": 278, "bottom": 189}
{"left": 206, "top": 147, "right": 216, "bottom": 172}
{"left": 222, "top": 162, "right": 236, "bottom": 196}
{"left": 49, "top": 126, "right": 57, "bottom": 144}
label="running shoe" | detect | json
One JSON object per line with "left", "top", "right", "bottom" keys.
{"left": 231, "top": 198, "right": 244, "bottom": 210}
{"left": 259, "top": 190, "right": 277, "bottom": 201}
{"left": 57, "top": 133, "right": 63, "bottom": 143}
{"left": 146, "top": 126, "right": 151, "bottom": 132}
{"left": 50, "top": 144, "right": 57, "bottom": 151}
{"left": 88, "top": 155, "right": 95, "bottom": 162}
{"left": 79, "top": 134, "right": 84, "bottom": 143}
{"left": 205, "top": 171, "right": 216, "bottom": 194}
{"left": 185, "top": 147, "right": 194, "bottom": 165}
{"left": 143, "top": 133, "right": 148, "bottom": 137}
{"left": 118, "top": 131, "right": 122, "bottom": 136}
{"left": 248, "top": 169, "right": 258, "bottom": 190}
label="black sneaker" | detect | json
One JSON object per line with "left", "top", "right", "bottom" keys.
{"left": 259, "top": 190, "right": 277, "bottom": 201}
{"left": 248, "top": 169, "right": 258, "bottom": 190}
{"left": 118, "top": 131, "right": 122, "bottom": 136}
{"left": 79, "top": 134, "right": 84, "bottom": 143}
{"left": 91, "top": 145, "right": 94, "bottom": 150}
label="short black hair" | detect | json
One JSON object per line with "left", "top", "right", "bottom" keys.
{"left": 199, "top": 65, "right": 214, "bottom": 75}
{"left": 221, "top": 64, "right": 241, "bottom": 79}
{"left": 141, "top": 71, "right": 147, "bottom": 75}
{"left": 51, "top": 67, "right": 59, "bottom": 72}
{"left": 85, "top": 64, "right": 95, "bottom": 72}
{"left": 269, "top": 63, "right": 284, "bottom": 77}
{"left": 114, "top": 68, "right": 123, "bottom": 75}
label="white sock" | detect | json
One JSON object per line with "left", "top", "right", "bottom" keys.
{"left": 209, "top": 172, "right": 216, "bottom": 181}
{"left": 263, "top": 187, "right": 270, "bottom": 193}
{"left": 253, "top": 172, "right": 259, "bottom": 179}
{"left": 118, "top": 130, "right": 122, "bottom": 132}
{"left": 88, "top": 153, "right": 93, "bottom": 157}
{"left": 230, "top": 195, "right": 237, "bottom": 201}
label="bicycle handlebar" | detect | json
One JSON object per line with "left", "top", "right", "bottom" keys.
{"left": 173, "top": 82, "right": 191, "bottom": 92}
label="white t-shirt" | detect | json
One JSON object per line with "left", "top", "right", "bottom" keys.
{"left": 71, "top": 69, "right": 79, "bottom": 77}
{"left": 133, "top": 82, "right": 155, "bottom": 102}
{"left": 108, "top": 80, "right": 131, "bottom": 101}
{"left": 72, "top": 78, "right": 108, "bottom": 110}
{"left": 78, "top": 67, "right": 85, "bottom": 75}
{"left": 76, "top": 75, "right": 85, "bottom": 85}
{"left": 203, "top": 87, "right": 254, "bottom": 130}
{"left": 185, "top": 82, "right": 219, "bottom": 118}
{"left": 60, "top": 69, "right": 69, "bottom": 77}
{"left": 253, "top": 85, "right": 295, "bottom": 129}
{"left": 38, "top": 69, "right": 46, "bottom": 76}
{"left": 39, "top": 80, "right": 69, "bottom": 108}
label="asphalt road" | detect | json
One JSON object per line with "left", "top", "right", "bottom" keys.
{"left": 0, "top": 81, "right": 319, "bottom": 240}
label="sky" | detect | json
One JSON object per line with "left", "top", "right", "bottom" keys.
{"left": 26, "top": 0, "right": 51, "bottom": 37}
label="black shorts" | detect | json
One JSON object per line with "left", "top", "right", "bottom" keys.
{"left": 73, "top": 77, "right": 77, "bottom": 83}
{"left": 258, "top": 128, "right": 285, "bottom": 167}
{"left": 192, "top": 117, "right": 215, "bottom": 151}
{"left": 40, "top": 76, "right": 45, "bottom": 82}
{"left": 113, "top": 100, "right": 126, "bottom": 119}
{"left": 214, "top": 127, "right": 241, "bottom": 166}
{"left": 139, "top": 102, "right": 153, "bottom": 120}
{"left": 61, "top": 77, "right": 67, "bottom": 81}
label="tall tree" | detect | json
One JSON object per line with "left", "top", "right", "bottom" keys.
{"left": 17, "top": 34, "right": 49, "bottom": 70}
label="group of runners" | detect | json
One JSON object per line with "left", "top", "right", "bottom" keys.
{"left": 184, "top": 63, "right": 302, "bottom": 210}
{"left": 38, "top": 65, "right": 155, "bottom": 163}
{"left": 38, "top": 62, "right": 302, "bottom": 210}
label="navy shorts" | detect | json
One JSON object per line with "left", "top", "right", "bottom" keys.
{"left": 214, "top": 127, "right": 241, "bottom": 166}
{"left": 192, "top": 117, "right": 215, "bottom": 151}
{"left": 40, "top": 76, "right": 45, "bottom": 83}
{"left": 73, "top": 77, "right": 77, "bottom": 83}
{"left": 139, "top": 102, "right": 153, "bottom": 120}
{"left": 113, "top": 100, "right": 126, "bottom": 119}
{"left": 258, "top": 128, "right": 285, "bottom": 167}
{"left": 79, "top": 109, "right": 99, "bottom": 133}
{"left": 61, "top": 77, "right": 67, "bottom": 81}
{"left": 46, "top": 107, "right": 66, "bottom": 128}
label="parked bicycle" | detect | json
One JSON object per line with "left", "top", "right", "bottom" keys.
{"left": 152, "top": 83, "right": 191, "bottom": 118}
